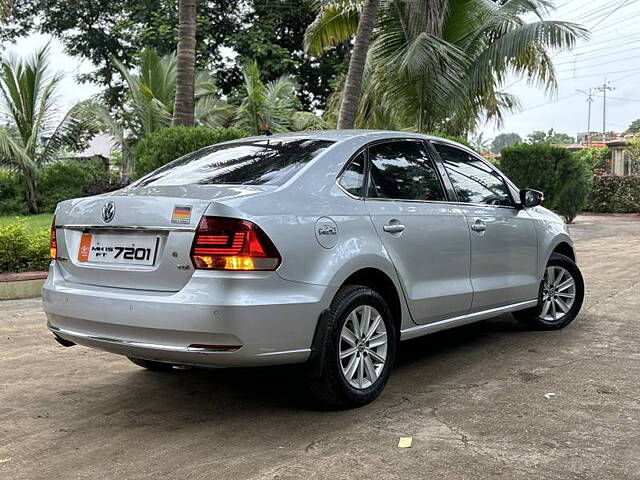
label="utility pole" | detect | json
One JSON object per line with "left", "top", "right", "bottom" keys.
{"left": 576, "top": 89, "right": 595, "bottom": 146}
{"left": 597, "top": 79, "right": 615, "bottom": 143}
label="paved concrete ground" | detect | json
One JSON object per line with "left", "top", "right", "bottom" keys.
{"left": 1, "top": 215, "right": 639, "bottom": 480}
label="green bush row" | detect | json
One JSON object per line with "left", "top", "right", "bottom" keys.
{"left": 134, "top": 126, "right": 247, "bottom": 178}
{"left": 500, "top": 144, "right": 592, "bottom": 223}
{"left": 587, "top": 176, "right": 640, "bottom": 214}
{"left": 0, "top": 220, "right": 51, "bottom": 273}
{"left": 0, "top": 158, "right": 109, "bottom": 215}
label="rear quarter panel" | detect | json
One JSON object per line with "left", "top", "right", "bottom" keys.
{"left": 203, "top": 136, "right": 416, "bottom": 330}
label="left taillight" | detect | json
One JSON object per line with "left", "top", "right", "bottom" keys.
{"left": 190, "top": 216, "right": 281, "bottom": 271}
{"left": 50, "top": 216, "right": 57, "bottom": 260}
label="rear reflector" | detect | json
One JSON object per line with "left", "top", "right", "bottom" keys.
{"left": 50, "top": 217, "right": 57, "bottom": 260}
{"left": 187, "top": 344, "right": 242, "bottom": 352}
{"left": 190, "top": 216, "right": 281, "bottom": 271}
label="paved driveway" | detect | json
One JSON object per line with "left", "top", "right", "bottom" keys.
{"left": 1, "top": 215, "right": 639, "bottom": 479}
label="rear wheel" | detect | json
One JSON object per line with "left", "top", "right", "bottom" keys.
{"left": 128, "top": 357, "right": 176, "bottom": 372}
{"left": 306, "top": 285, "right": 397, "bottom": 409}
{"left": 514, "top": 253, "right": 584, "bottom": 330}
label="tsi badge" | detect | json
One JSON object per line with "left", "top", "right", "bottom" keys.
{"left": 315, "top": 217, "right": 338, "bottom": 249}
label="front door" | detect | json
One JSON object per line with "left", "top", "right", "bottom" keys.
{"left": 364, "top": 140, "right": 473, "bottom": 325}
{"left": 432, "top": 142, "right": 539, "bottom": 312}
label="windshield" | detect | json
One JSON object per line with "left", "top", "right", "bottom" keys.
{"left": 130, "top": 138, "right": 335, "bottom": 188}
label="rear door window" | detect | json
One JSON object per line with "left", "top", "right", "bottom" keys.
{"left": 367, "top": 141, "right": 446, "bottom": 202}
{"left": 131, "top": 138, "right": 335, "bottom": 187}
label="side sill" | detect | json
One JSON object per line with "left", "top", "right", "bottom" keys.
{"left": 400, "top": 300, "right": 538, "bottom": 341}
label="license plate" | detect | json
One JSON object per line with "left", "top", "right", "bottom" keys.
{"left": 78, "top": 233, "right": 160, "bottom": 266}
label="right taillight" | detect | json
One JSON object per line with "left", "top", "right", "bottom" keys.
{"left": 50, "top": 216, "right": 57, "bottom": 260}
{"left": 190, "top": 216, "right": 281, "bottom": 271}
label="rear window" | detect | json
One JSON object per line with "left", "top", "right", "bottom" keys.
{"left": 131, "top": 138, "right": 334, "bottom": 187}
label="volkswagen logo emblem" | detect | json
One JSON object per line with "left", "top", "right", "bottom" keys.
{"left": 101, "top": 201, "right": 116, "bottom": 223}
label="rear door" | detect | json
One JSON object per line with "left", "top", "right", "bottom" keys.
{"left": 363, "top": 139, "right": 473, "bottom": 325}
{"left": 431, "top": 142, "right": 539, "bottom": 312}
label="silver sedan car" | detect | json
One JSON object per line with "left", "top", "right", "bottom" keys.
{"left": 43, "top": 130, "right": 584, "bottom": 408}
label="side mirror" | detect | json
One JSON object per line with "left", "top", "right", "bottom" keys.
{"left": 519, "top": 189, "right": 544, "bottom": 208}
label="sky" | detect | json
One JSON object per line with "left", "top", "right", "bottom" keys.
{"left": 2, "top": 0, "right": 640, "bottom": 142}
{"left": 483, "top": 0, "right": 640, "bottom": 140}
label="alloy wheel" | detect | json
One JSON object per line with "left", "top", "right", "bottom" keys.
{"left": 339, "top": 305, "right": 388, "bottom": 389}
{"left": 541, "top": 265, "right": 576, "bottom": 321}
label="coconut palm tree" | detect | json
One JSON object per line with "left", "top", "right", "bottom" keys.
{"left": 306, "top": 0, "right": 588, "bottom": 135}
{"left": 235, "top": 61, "right": 305, "bottom": 135}
{"left": 0, "top": 45, "right": 96, "bottom": 213}
{"left": 306, "top": 0, "right": 380, "bottom": 129}
{"left": 173, "top": 0, "right": 197, "bottom": 126}
{"left": 93, "top": 49, "right": 229, "bottom": 176}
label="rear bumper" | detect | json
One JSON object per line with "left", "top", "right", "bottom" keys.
{"left": 43, "top": 262, "right": 336, "bottom": 367}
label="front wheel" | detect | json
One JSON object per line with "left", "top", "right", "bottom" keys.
{"left": 306, "top": 285, "right": 397, "bottom": 409}
{"left": 514, "top": 253, "right": 585, "bottom": 330}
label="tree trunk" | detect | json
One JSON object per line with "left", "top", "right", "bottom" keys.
{"left": 173, "top": 0, "right": 197, "bottom": 127}
{"left": 24, "top": 173, "right": 38, "bottom": 214}
{"left": 337, "top": 0, "right": 379, "bottom": 130}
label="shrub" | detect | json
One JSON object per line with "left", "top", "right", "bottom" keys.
{"left": 0, "top": 220, "right": 51, "bottom": 273}
{"left": 134, "top": 126, "right": 247, "bottom": 178}
{"left": 500, "top": 144, "right": 592, "bottom": 223}
{"left": 587, "top": 176, "right": 640, "bottom": 214}
{"left": 38, "top": 159, "right": 109, "bottom": 212}
{"left": 0, "top": 170, "right": 28, "bottom": 216}
{"left": 574, "top": 147, "right": 611, "bottom": 174}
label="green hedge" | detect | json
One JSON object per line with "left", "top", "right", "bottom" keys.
{"left": 0, "top": 170, "right": 28, "bottom": 215}
{"left": 587, "top": 176, "right": 640, "bottom": 214}
{"left": 0, "top": 159, "right": 110, "bottom": 215}
{"left": 500, "top": 144, "right": 592, "bottom": 223}
{"left": 134, "top": 126, "right": 247, "bottom": 178}
{"left": 0, "top": 220, "right": 51, "bottom": 273}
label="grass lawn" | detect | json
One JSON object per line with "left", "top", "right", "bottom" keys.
{"left": 0, "top": 213, "right": 53, "bottom": 232}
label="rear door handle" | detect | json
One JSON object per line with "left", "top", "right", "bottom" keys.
{"left": 470, "top": 219, "right": 486, "bottom": 233}
{"left": 383, "top": 224, "right": 405, "bottom": 234}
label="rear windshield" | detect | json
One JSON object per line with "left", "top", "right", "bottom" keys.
{"left": 130, "top": 138, "right": 334, "bottom": 187}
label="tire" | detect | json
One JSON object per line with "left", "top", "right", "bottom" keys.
{"left": 514, "top": 253, "right": 584, "bottom": 330}
{"left": 128, "top": 357, "right": 176, "bottom": 372}
{"left": 306, "top": 285, "right": 397, "bottom": 409}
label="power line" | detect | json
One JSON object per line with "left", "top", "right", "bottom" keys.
{"left": 555, "top": 45, "right": 640, "bottom": 67}
{"left": 517, "top": 93, "right": 582, "bottom": 113}
{"left": 557, "top": 66, "right": 640, "bottom": 81}
{"left": 590, "top": 0, "right": 639, "bottom": 29}
{"left": 555, "top": 52, "right": 640, "bottom": 74}
{"left": 554, "top": 34, "right": 640, "bottom": 60}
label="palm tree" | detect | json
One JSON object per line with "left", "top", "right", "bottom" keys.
{"left": 0, "top": 46, "right": 96, "bottom": 213}
{"left": 307, "top": 0, "right": 588, "bottom": 135}
{"left": 235, "top": 61, "right": 305, "bottom": 135}
{"left": 306, "top": 0, "right": 380, "bottom": 129}
{"left": 173, "top": 0, "right": 197, "bottom": 126}
{"left": 94, "top": 49, "right": 229, "bottom": 176}
{"left": 0, "top": 0, "right": 11, "bottom": 19}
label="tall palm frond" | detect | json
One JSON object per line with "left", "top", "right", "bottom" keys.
{"left": 0, "top": 45, "right": 97, "bottom": 213}
{"left": 235, "top": 61, "right": 299, "bottom": 135}
{"left": 304, "top": 1, "right": 363, "bottom": 55}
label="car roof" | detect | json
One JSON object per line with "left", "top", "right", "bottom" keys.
{"left": 235, "top": 129, "right": 472, "bottom": 152}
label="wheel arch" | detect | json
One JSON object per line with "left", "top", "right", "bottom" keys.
{"left": 551, "top": 241, "right": 576, "bottom": 262}
{"left": 339, "top": 267, "right": 404, "bottom": 331}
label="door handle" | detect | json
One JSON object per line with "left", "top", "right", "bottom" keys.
{"left": 470, "top": 219, "right": 486, "bottom": 233}
{"left": 383, "top": 224, "right": 405, "bottom": 234}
